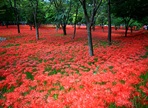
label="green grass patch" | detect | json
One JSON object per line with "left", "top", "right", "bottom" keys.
{"left": 120, "top": 80, "right": 125, "bottom": 84}
{"left": 141, "top": 46, "right": 148, "bottom": 58}
{"left": 25, "top": 72, "right": 34, "bottom": 80}
{"left": 100, "top": 41, "right": 108, "bottom": 47}
{"left": 0, "top": 86, "right": 15, "bottom": 99}
{"left": 131, "top": 72, "right": 148, "bottom": 107}
{"left": 0, "top": 51, "right": 7, "bottom": 55}
{"left": 53, "top": 94, "right": 59, "bottom": 100}
{"left": 109, "top": 103, "right": 116, "bottom": 108}
{"left": 44, "top": 66, "right": 66, "bottom": 76}
{"left": 28, "top": 56, "right": 43, "bottom": 63}
{"left": 0, "top": 76, "right": 5, "bottom": 81}
{"left": 140, "top": 72, "right": 148, "bottom": 85}
{"left": 2, "top": 43, "right": 20, "bottom": 48}
{"left": 109, "top": 66, "right": 114, "bottom": 69}
{"left": 55, "top": 34, "right": 64, "bottom": 36}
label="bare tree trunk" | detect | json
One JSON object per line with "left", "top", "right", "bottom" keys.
{"left": 125, "top": 26, "right": 128, "bottom": 37}
{"left": 62, "top": 24, "right": 67, "bottom": 35}
{"left": 14, "top": 0, "right": 20, "bottom": 33}
{"left": 130, "top": 26, "right": 133, "bottom": 33}
{"left": 87, "top": 24, "right": 94, "bottom": 56}
{"left": 16, "top": 16, "right": 20, "bottom": 33}
{"left": 73, "top": 5, "right": 79, "bottom": 39}
{"left": 34, "top": 16, "right": 39, "bottom": 40}
{"left": 29, "top": 25, "right": 32, "bottom": 30}
{"left": 33, "top": 0, "right": 39, "bottom": 40}
{"left": 108, "top": 0, "right": 111, "bottom": 45}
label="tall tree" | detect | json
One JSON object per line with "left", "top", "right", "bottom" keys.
{"left": 111, "top": 0, "right": 148, "bottom": 37}
{"left": 29, "top": 0, "right": 39, "bottom": 40}
{"left": 79, "top": 0, "right": 102, "bottom": 56}
{"left": 108, "top": 0, "right": 111, "bottom": 45}
{"left": 8, "top": 0, "right": 20, "bottom": 33}
{"left": 72, "top": 0, "right": 80, "bottom": 39}
{"left": 50, "top": 0, "right": 72, "bottom": 35}
{"left": 0, "top": 0, "right": 15, "bottom": 27}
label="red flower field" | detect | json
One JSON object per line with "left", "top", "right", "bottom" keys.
{"left": 0, "top": 25, "right": 148, "bottom": 108}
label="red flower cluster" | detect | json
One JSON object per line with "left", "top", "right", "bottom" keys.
{"left": 0, "top": 25, "right": 148, "bottom": 108}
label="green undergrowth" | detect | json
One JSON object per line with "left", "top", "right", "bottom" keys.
{"left": 2, "top": 43, "right": 20, "bottom": 48}
{"left": 141, "top": 46, "right": 148, "bottom": 58}
{"left": 44, "top": 66, "right": 66, "bottom": 76}
{"left": 132, "top": 72, "right": 148, "bottom": 108}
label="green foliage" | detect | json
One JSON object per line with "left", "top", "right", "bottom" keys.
{"left": 140, "top": 72, "right": 148, "bottom": 85}
{"left": 2, "top": 43, "right": 20, "bottom": 48}
{"left": 53, "top": 94, "right": 58, "bottom": 100}
{"left": 141, "top": 46, "right": 148, "bottom": 58}
{"left": 25, "top": 72, "right": 34, "bottom": 80}
{"left": 0, "top": 51, "right": 6, "bottom": 55}
{"left": 100, "top": 41, "right": 108, "bottom": 47}
{"left": 109, "top": 103, "right": 116, "bottom": 108}
{"left": 1, "top": 86, "right": 15, "bottom": 99}
{"left": 0, "top": 76, "right": 5, "bottom": 81}
{"left": 132, "top": 71, "right": 148, "bottom": 108}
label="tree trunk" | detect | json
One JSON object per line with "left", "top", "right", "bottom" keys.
{"left": 125, "top": 26, "right": 128, "bottom": 37}
{"left": 62, "top": 24, "right": 67, "bottom": 35}
{"left": 34, "top": 13, "right": 39, "bottom": 40}
{"left": 30, "top": 25, "right": 32, "bottom": 30}
{"left": 17, "top": 21, "right": 20, "bottom": 33}
{"left": 14, "top": 0, "right": 20, "bottom": 33}
{"left": 108, "top": 0, "right": 111, "bottom": 45}
{"left": 73, "top": 5, "right": 79, "bottom": 39}
{"left": 35, "top": 24, "right": 39, "bottom": 40}
{"left": 130, "top": 26, "right": 133, "bottom": 33}
{"left": 92, "top": 25, "right": 95, "bottom": 31}
{"left": 87, "top": 24, "right": 94, "bottom": 56}
{"left": 6, "top": 22, "right": 8, "bottom": 28}
{"left": 102, "top": 26, "right": 104, "bottom": 32}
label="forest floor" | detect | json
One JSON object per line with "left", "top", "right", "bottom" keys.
{"left": 0, "top": 25, "right": 148, "bottom": 108}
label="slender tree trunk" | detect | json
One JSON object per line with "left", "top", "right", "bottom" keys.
{"left": 87, "top": 24, "right": 94, "bottom": 56}
{"left": 34, "top": 18, "right": 39, "bottom": 40}
{"left": 92, "top": 23, "right": 95, "bottom": 31}
{"left": 30, "top": 25, "right": 32, "bottom": 30}
{"left": 34, "top": 13, "right": 39, "bottom": 40}
{"left": 35, "top": 24, "right": 39, "bottom": 40}
{"left": 62, "top": 24, "right": 67, "bottom": 35}
{"left": 102, "top": 23, "right": 104, "bottom": 32}
{"left": 73, "top": 5, "right": 79, "bottom": 39}
{"left": 14, "top": 0, "right": 20, "bottom": 33}
{"left": 125, "top": 26, "right": 128, "bottom": 37}
{"left": 6, "top": 22, "right": 8, "bottom": 28}
{"left": 108, "top": 0, "right": 111, "bottom": 45}
{"left": 33, "top": 0, "right": 39, "bottom": 40}
{"left": 17, "top": 19, "right": 20, "bottom": 33}
{"left": 130, "top": 26, "right": 133, "bottom": 33}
